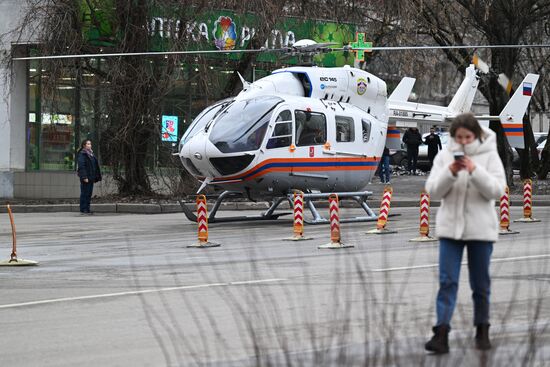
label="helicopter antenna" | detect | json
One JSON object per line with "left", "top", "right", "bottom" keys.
{"left": 237, "top": 72, "right": 251, "bottom": 91}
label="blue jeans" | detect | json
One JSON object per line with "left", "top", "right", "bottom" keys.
{"left": 436, "top": 238, "right": 493, "bottom": 327}
{"left": 378, "top": 155, "right": 391, "bottom": 183}
{"left": 80, "top": 182, "right": 94, "bottom": 213}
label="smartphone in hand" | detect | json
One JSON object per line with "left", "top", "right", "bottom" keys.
{"left": 453, "top": 152, "right": 465, "bottom": 160}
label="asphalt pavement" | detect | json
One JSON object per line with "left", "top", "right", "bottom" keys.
{"left": 0, "top": 206, "right": 549, "bottom": 366}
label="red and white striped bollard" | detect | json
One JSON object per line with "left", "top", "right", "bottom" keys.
{"left": 500, "top": 186, "right": 519, "bottom": 234}
{"left": 367, "top": 185, "right": 397, "bottom": 234}
{"left": 409, "top": 191, "right": 436, "bottom": 242}
{"left": 285, "top": 191, "right": 311, "bottom": 241}
{"left": 188, "top": 195, "right": 221, "bottom": 247}
{"left": 319, "top": 194, "right": 353, "bottom": 249}
{"left": 514, "top": 179, "right": 540, "bottom": 223}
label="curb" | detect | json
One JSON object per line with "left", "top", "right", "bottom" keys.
{"left": 2, "top": 198, "right": 550, "bottom": 214}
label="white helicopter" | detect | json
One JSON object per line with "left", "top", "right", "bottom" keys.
{"left": 177, "top": 38, "right": 539, "bottom": 223}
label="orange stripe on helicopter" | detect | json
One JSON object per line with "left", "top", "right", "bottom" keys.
{"left": 213, "top": 157, "right": 380, "bottom": 182}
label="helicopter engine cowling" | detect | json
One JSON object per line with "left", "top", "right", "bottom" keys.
{"left": 236, "top": 72, "right": 305, "bottom": 100}
{"left": 269, "top": 66, "right": 388, "bottom": 124}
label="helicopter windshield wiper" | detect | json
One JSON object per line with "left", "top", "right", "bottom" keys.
{"left": 205, "top": 102, "right": 233, "bottom": 132}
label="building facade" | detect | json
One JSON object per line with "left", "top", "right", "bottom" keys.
{"left": 0, "top": 3, "right": 356, "bottom": 199}
{"left": 1, "top": 3, "right": 547, "bottom": 199}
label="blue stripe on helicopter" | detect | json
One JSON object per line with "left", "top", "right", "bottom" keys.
{"left": 213, "top": 159, "right": 379, "bottom": 182}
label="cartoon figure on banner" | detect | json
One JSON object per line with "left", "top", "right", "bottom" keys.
{"left": 213, "top": 16, "right": 237, "bottom": 50}
{"left": 161, "top": 115, "right": 178, "bottom": 142}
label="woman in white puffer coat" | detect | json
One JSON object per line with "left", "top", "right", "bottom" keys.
{"left": 424, "top": 113, "right": 506, "bottom": 354}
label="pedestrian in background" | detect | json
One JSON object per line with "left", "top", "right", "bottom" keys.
{"left": 378, "top": 146, "right": 391, "bottom": 184}
{"left": 424, "top": 127, "right": 443, "bottom": 169}
{"left": 424, "top": 113, "right": 505, "bottom": 354}
{"left": 77, "top": 139, "right": 102, "bottom": 215}
{"left": 403, "top": 127, "right": 422, "bottom": 174}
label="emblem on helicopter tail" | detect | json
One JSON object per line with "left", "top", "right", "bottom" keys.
{"left": 357, "top": 78, "right": 367, "bottom": 95}
{"left": 213, "top": 16, "right": 237, "bottom": 50}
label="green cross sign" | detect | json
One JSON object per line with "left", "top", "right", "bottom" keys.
{"left": 351, "top": 33, "right": 372, "bottom": 61}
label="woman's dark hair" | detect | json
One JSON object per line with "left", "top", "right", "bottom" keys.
{"left": 78, "top": 139, "right": 92, "bottom": 152}
{"left": 449, "top": 113, "right": 484, "bottom": 140}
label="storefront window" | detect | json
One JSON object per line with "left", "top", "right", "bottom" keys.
{"left": 27, "top": 57, "right": 77, "bottom": 171}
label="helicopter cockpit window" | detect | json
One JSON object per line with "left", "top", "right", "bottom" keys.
{"left": 209, "top": 96, "right": 283, "bottom": 153}
{"left": 267, "top": 110, "right": 292, "bottom": 149}
{"left": 335, "top": 116, "right": 355, "bottom": 142}
{"left": 180, "top": 99, "right": 232, "bottom": 146}
{"left": 362, "top": 119, "right": 372, "bottom": 142}
{"left": 295, "top": 110, "right": 327, "bottom": 146}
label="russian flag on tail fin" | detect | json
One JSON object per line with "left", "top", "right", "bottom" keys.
{"left": 523, "top": 82, "right": 532, "bottom": 96}
{"left": 499, "top": 74, "right": 539, "bottom": 149}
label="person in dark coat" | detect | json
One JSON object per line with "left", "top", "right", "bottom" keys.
{"left": 424, "top": 127, "right": 443, "bottom": 169}
{"left": 378, "top": 146, "right": 391, "bottom": 184}
{"left": 77, "top": 139, "right": 101, "bottom": 214}
{"left": 403, "top": 127, "right": 423, "bottom": 174}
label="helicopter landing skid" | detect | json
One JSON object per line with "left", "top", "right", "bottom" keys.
{"left": 179, "top": 190, "right": 392, "bottom": 224}
{"left": 179, "top": 191, "right": 292, "bottom": 223}
{"left": 299, "top": 191, "right": 379, "bottom": 224}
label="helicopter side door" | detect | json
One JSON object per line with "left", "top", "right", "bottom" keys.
{"left": 292, "top": 109, "right": 329, "bottom": 187}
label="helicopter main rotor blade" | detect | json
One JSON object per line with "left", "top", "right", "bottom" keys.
{"left": 12, "top": 43, "right": 550, "bottom": 61}
{"left": 11, "top": 48, "right": 279, "bottom": 61}
{"left": 355, "top": 44, "right": 550, "bottom": 51}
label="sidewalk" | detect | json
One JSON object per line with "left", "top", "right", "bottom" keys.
{"left": 2, "top": 174, "right": 550, "bottom": 214}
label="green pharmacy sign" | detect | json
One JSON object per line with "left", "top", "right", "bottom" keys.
{"left": 81, "top": 3, "right": 356, "bottom": 67}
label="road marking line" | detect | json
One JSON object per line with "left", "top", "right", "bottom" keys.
{"left": 0, "top": 278, "right": 286, "bottom": 310}
{"left": 371, "top": 254, "right": 550, "bottom": 272}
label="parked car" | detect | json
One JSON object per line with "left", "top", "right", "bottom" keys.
{"left": 535, "top": 132, "right": 547, "bottom": 146}
{"left": 389, "top": 148, "right": 408, "bottom": 168}
{"left": 512, "top": 133, "right": 547, "bottom": 170}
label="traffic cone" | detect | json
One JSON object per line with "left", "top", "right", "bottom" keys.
{"left": 188, "top": 195, "right": 221, "bottom": 248}
{"left": 319, "top": 194, "right": 353, "bottom": 249}
{"left": 0, "top": 204, "right": 38, "bottom": 266}
{"left": 409, "top": 191, "right": 437, "bottom": 242}
{"left": 366, "top": 185, "right": 397, "bottom": 234}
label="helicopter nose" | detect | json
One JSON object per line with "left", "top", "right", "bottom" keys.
{"left": 179, "top": 133, "right": 211, "bottom": 177}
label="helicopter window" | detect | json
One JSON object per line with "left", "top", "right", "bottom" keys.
{"left": 180, "top": 99, "right": 232, "bottom": 145}
{"left": 267, "top": 110, "right": 292, "bottom": 149}
{"left": 276, "top": 110, "right": 292, "bottom": 122}
{"left": 209, "top": 96, "right": 283, "bottom": 153}
{"left": 362, "top": 119, "right": 372, "bottom": 142}
{"left": 335, "top": 116, "right": 355, "bottom": 142}
{"left": 295, "top": 73, "right": 312, "bottom": 97}
{"left": 295, "top": 110, "right": 327, "bottom": 146}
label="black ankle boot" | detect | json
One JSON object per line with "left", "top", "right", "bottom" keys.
{"left": 425, "top": 324, "right": 450, "bottom": 354}
{"left": 475, "top": 323, "right": 491, "bottom": 350}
